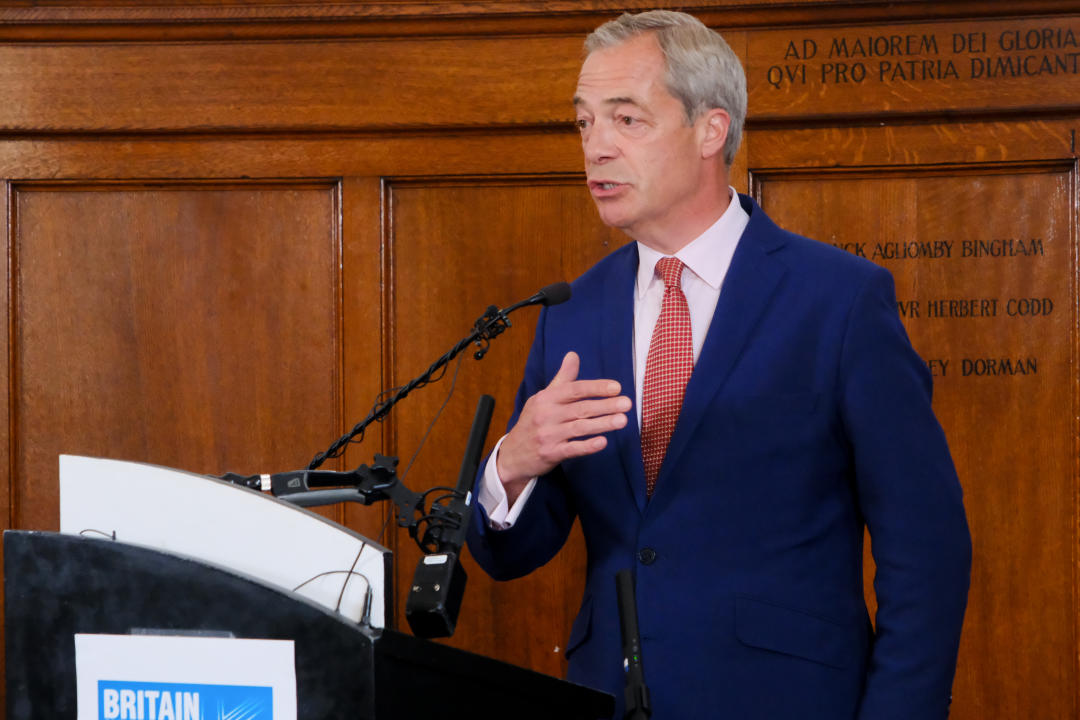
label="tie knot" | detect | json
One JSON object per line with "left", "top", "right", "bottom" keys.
{"left": 656, "top": 257, "right": 684, "bottom": 289}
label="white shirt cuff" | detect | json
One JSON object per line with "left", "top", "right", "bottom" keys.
{"left": 478, "top": 434, "right": 538, "bottom": 530}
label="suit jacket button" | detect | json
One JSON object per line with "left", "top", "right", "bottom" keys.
{"left": 638, "top": 547, "right": 657, "bottom": 565}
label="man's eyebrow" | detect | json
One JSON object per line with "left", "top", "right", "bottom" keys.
{"left": 572, "top": 95, "right": 642, "bottom": 108}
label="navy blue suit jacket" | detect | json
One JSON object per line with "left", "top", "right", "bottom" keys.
{"left": 468, "top": 195, "right": 971, "bottom": 719}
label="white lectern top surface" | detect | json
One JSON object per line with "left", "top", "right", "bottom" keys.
{"left": 59, "top": 455, "right": 388, "bottom": 628}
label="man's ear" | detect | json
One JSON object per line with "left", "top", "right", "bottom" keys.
{"left": 699, "top": 108, "right": 730, "bottom": 160}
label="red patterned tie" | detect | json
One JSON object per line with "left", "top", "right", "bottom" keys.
{"left": 641, "top": 257, "right": 693, "bottom": 496}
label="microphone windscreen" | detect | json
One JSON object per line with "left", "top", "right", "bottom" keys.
{"left": 538, "top": 282, "right": 571, "bottom": 307}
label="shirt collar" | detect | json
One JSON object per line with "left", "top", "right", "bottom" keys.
{"left": 635, "top": 188, "right": 750, "bottom": 299}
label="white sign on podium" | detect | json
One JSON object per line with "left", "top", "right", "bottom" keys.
{"left": 75, "top": 633, "right": 297, "bottom": 720}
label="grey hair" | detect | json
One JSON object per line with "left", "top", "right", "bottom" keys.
{"left": 584, "top": 10, "right": 747, "bottom": 165}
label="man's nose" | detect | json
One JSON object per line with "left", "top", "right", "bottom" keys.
{"left": 583, "top": 120, "right": 618, "bottom": 164}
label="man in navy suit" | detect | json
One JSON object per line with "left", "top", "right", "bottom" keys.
{"left": 467, "top": 10, "right": 971, "bottom": 719}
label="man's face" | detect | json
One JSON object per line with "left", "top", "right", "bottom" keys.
{"left": 574, "top": 33, "right": 718, "bottom": 248}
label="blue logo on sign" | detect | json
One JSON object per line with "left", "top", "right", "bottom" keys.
{"left": 98, "top": 680, "right": 272, "bottom": 720}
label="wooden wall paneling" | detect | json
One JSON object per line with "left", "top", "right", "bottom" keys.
{"left": 0, "top": 134, "right": 587, "bottom": 183}
{"left": 0, "top": 180, "right": 9, "bottom": 714}
{"left": 384, "top": 174, "right": 620, "bottom": 675}
{"left": 0, "top": 120, "right": 1071, "bottom": 217}
{"left": 1, "top": 179, "right": 9, "bottom": 530}
{"left": 0, "top": 1, "right": 1077, "bottom": 41}
{"left": 340, "top": 176, "right": 395, "bottom": 551}
{"left": 0, "top": 179, "right": 8, "bottom": 530}
{"left": 743, "top": 121, "right": 1076, "bottom": 170}
{"left": 8, "top": 180, "right": 344, "bottom": 527}
{"left": 750, "top": 158, "right": 1077, "bottom": 720}
{"left": 0, "top": 37, "right": 582, "bottom": 133}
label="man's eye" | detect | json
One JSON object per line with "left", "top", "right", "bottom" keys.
{"left": 619, "top": 115, "right": 637, "bottom": 126}
{"left": 575, "top": 119, "right": 589, "bottom": 130}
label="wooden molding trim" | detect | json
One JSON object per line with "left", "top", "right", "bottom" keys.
{"left": 749, "top": 159, "right": 1077, "bottom": 196}
{"left": 0, "top": 1, "right": 1077, "bottom": 41}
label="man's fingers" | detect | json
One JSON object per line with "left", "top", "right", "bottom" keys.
{"left": 563, "top": 412, "right": 628, "bottom": 440}
{"left": 548, "top": 351, "right": 580, "bottom": 387}
{"left": 558, "top": 435, "right": 609, "bottom": 459}
{"left": 562, "top": 378, "right": 623, "bottom": 402}
{"left": 534, "top": 415, "right": 628, "bottom": 463}
{"left": 565, "top": 395, "right": 632, "bottom": 421}
{"left": 542, "top": 377, "right": 623, "bottom": 407}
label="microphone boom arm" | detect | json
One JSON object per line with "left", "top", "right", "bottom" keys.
{"left": 306, "top": 282, "right": 566, "bottom": 472}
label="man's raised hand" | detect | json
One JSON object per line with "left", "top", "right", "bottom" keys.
{"left": 496, "top": 351, "right": 631, "bottom": 503}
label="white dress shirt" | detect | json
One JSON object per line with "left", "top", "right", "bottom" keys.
{"left": 478, "top": 189, "right": 750, "bottom": 528}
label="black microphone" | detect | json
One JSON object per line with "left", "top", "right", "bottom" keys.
{"left": 537, "top": 281, "right": 572, "bottom": 306}
{"left": 616, "top": 569, "right": 652, "bottom": 719}
{"left": 405, "top": 394, "right": 495, "bottom": 639}
{"left": 502, "top": 281, "right": 572, "bottom": 314}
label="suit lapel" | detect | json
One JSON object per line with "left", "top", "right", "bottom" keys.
{"left": 600, "top": 245, "right": 648, "bottom": 514}
{"left": 652, "top": 201, "right": 789, "bottom": 500}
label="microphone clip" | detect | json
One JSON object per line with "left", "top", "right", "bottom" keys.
{"left": 472, "top": 304, "right": 511, "bottom": 360}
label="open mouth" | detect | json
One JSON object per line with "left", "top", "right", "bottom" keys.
{"left": 589, "top": 180, "right": 625, "bottom": 194}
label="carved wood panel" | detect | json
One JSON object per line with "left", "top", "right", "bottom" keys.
{"left": 9, "top": 182, "right": 343, "bottom": 527}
